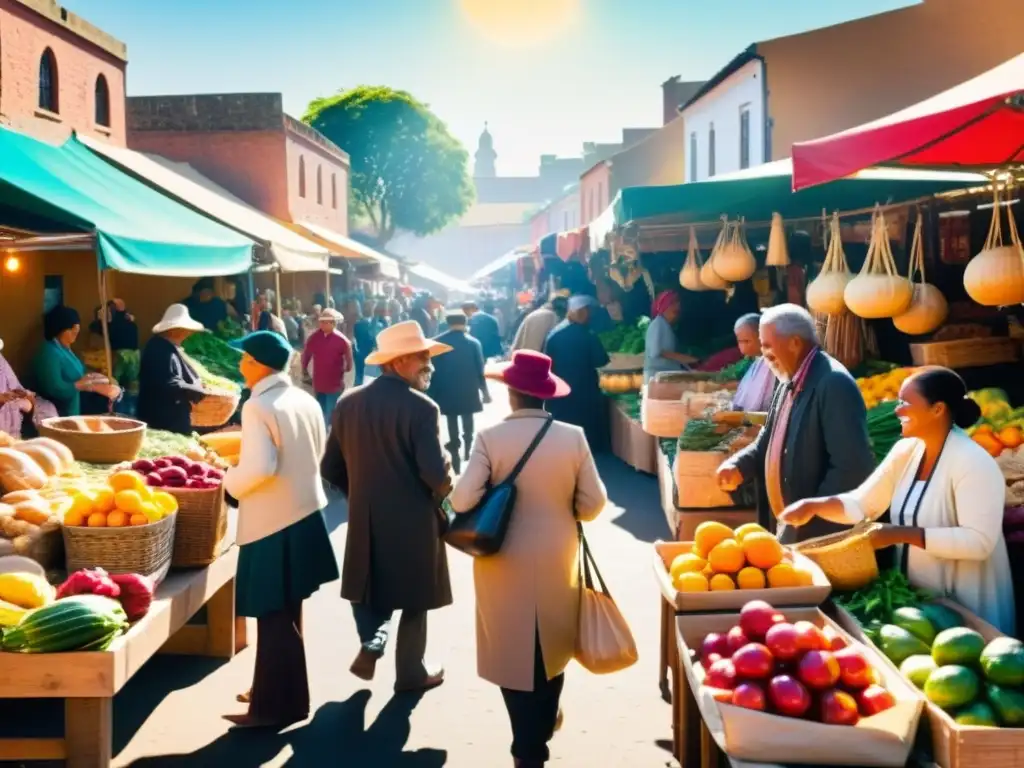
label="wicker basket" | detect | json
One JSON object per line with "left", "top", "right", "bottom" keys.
{"left": 602, "top": 352, "right": 645, "bottom": 372}
{"left": 792, "top": 523, "right": 881, "bottom": 591}
{"left": 168, "top": 485, "right": 228, "bottom": 567}
{"left": 641, "top": 395, "right": 690, "bottom": 438}
{"left": 63, "top": 512, "right": 176, "bottom": 583}
{"left": 909, "top": 337, "right": 1019, "bottom": 369}
{"left": 191, "top": 390, "right": 241, "bottom": 428}
{"left": 38, "top": 416, "right": 145, "bottom": 464}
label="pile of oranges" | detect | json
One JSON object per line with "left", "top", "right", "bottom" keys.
{"left": 670, "top": 521, "right": 814, "bottom": 593}
{"left": 62, "top": 470, "right": 179, "bottom": 528}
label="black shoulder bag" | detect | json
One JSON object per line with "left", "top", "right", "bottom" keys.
{"left": 444, "top": 416, "right": 553, "bottom": 557}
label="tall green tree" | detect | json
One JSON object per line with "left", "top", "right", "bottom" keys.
{"left": 304, "top": 86, "right": 474, "bottom": 247}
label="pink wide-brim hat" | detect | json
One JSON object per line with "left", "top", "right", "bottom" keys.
{"left": 485, "top": 350, "right": 570, "bottom": 400}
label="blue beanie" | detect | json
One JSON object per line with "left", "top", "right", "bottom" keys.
{"left": 241, "top": 330, "right": 291, "bottom": 371}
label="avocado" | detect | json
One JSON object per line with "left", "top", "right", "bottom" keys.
{"left": 986, "top": 682, "right": 1024, "bottom": 727}
{"left": 980, "top": 637, "right": 1024, "bottom": 687}
{"left": 953, "top": 700, "right": 998, "bottom": 727}
{"left": 924, "top": 665, "right": 981, "bottom": 711}
{"left": 918, "top": 603, "right": 965, "bottom": 634}
{"left": 880, "top": 624, "right": 931, "bottom": 665}
{"left": 892, "top": 607, "right": 937, "bottom": 645}
{"left": 932, "top": 627, "right": 986, "bottom": 667}
{"left": 899, "top": 654, "right": 938, "bottom": 689}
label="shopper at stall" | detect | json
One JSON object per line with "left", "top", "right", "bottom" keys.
{"left": 643, "top": 291, "right": 698, "bottom": 384}
{"left": 511, "top": 294, "right": 568, "bottom": 353}
{"left": 468, "top": 300, "right": 504, "bottom": 360}
{"left": 224, "top": 330, "right": 338, "bottom": 729}
{"left": 300, "top": 308, "right": 352, "bottom": 424}
{"left": 182, "top": 277, "right": 232, "bottom": 332}
{"left": 0, "top": 339, "right": 57, "bottom": 437}
{"left": 322, "top": 320, "right": 453, "bottom": 692}
{"left": 409, "top": 293, "right": 437, "bottom": 338}
{"left": 32, "top": 305, "right": 121, "bottom": 417}
{"left": 730, "top": 313, "right": 776, "bottom": 413}
{"left": 427, "top": 308, "right": 490, "bottom": 473}
{"left": 543, "top": 296, "right": 611, "bottom": 452}
{"left": 450, "top": 350, "right": 607, "bottom": 768}
{"left": 716, "top": 303, "right": 874, "bottom": 544}
{"left": 780, "top": 367, "right": 1015, "bottom": 634}
{"left": 136, "top": 305, "right": 208, "bottom": 435}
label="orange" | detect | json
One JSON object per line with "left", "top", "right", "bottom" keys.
{"left": 701, "top": 564, "right": 715, "bottom": 578}
{"left": 707, "top": 539, "right": 745, "bottom": 574}
{"left": 86, "top": 511, "right": 107, "bottom": 527}
{"left": 129, "top": 513, "right": 149, "bottom": 526}
{"left": 67, "top": 493, "right": 95, "bottom": 519}
{"left": 693, "top": 521, "right": 734, "bottom": 558}
{"left": 108, "top": 471, "right": 146, "bottom": 494}
{"left": 793, "top": 567, "right": 815, "bottom": 587}
{"left": 742, "top": 532, "right": 784, "bottom": 570}
{"left": 139, "top": 501, "right": 162, "bottom": 523}
{"left": 93, "top": 488, "right": 115, "bottom": 514}
{"left": 152, "top": 491, "right": 178, "bottom": 515}
{"left": 736, "top": 566, "right": 767, "bottom": 590}
{"left": 107, "top": 510, "right": 128, "bottom": 528}
{"left": 767, "top": 562, "right": 800, "bottom": 588}
{"left": 670, "top": 553, "right": 707, "bottom": 582}
{"left": 675, "top": 571, "right": 709, "bottom": 593}
{"left": 709, "top": 574, "right": 736, "bottom": 591}
{"left": 114, "top": 490, "right": 143, "bottom": 514}
{"left": 734, "top": 522, "right": 768, "bottom": 543}
{"left": 63, "top": 509, "right": 86, "bottom": 527}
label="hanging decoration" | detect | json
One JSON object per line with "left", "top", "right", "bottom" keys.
{"left": 701, "top": 217, "right": 731, "bottom": 291}
{"left": 893, "top": 212, "right": 948, "bottom": 335}
{"left": 963, "top": 183, "right": 1024, "bottom": 306}
{"left": 712, "top": 217, "right": 757, "bottom": 282}
{"left": 766, "top": 213, "right": 790, "bottom": 267}
{"left": 844, "top": 206, "right": 913, "bottom": 319}
{"left": 806, "top": 212, "right": 851, "bottom": 315}
{"left": 679, "top": 226, "right": 706, "bottom": 292}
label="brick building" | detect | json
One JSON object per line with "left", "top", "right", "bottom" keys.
{"left": 0, "top": 0, "right": 127, "bottom": 145}
{"left": 126, "top": 93, "right": 350, "bottom": 237}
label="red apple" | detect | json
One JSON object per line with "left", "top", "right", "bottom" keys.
{"left": 798, "top": 650, "right": 840, "bottom": 690}
{"left": 731, "top": 682, "right": 767, "bottom": 711}
{"left": 768, "top": 674, "right": 812, "bottom": 717}
{"left": 726, "top": 625, "right": 750, "bottom": 654}
{"left": 705, "top": 658, "right": 738, "bottom": 690}
{"left": 153, "top": 457, "right": 172, "bottom": 469}
{"left": 855, "top": 684, "right": 895, "bottom": 716}
{"left": 732, "top": 643, "right": 775, "bottom": 680}
{"left": 704, "top": 652, "right": 723, "bottom": 667}
{"left": 702, "top": 632, "right": 730, "bottom": 663}
{"left": 793, "top": 620, "right": 829, "bottom": 652}
{"left": 706, "top": 687, "right": 734, "bottom": 703}
{"left": 740, "top": 601, "right": 779, "bottom": 640}
{"left": 764, "top": 622, "right": 801, "bottom": 662}
{"left": 822, "top": 625, "right": 848, "bottom": 652}
{"left": 834, "top": 646, "right": 873, "bottom": 690}
{"left": 820, "top": 689, "right": 860, "bottom": 726}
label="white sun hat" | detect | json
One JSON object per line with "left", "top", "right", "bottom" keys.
{"left": 152, "top": 303, "right": 206, "bottom": 334}
{"left": 364, "top": 320, "right": 452, "bottom": 366}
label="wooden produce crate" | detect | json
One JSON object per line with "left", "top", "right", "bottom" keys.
{"left": 833, "top": 599, "right": 1024, "bottom": 768}
{"left": 652, "top": 540, "right": 831, "bottom": 612}
{"left": 677, "top": 608, "right": 925, "bottom": 766}
{"left": 910, "top": 338, "right": 1019, "bottom": 369}
{"left": 610, "top": 399, "right": 657, "bottom": 475}
{"left": 657, "top": 444, "right": 756, "bottom": 540}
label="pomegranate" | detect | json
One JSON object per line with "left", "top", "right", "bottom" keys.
{"left": 731, "top": 682, "right": 767, "bottom": 711}
{"left": 797, "top": 650, "right": 840, "bottom": 690}
{"left": 740, "top": 600, "right": 781, "bottom": 640}
{"left": 819, "top": 689, "right": 860, "bottom": 726}
{"left": 764, "top": 622, "right": 801, "bottom": 662}
{"left": 855, "top": 684, "right": 896, "bottom": 717}
{"left": 793, "top": 620, "right": 829, "bottom": 652}
{"left": 705, "top": 658, "right": 738, "bottom": 690}
{"left": 725, "top": 625, "right": 750, "bottom": 654}
{"left": 732, "top": 643, "right": 774, "bottom": 680}
{"left": 768, "top": 674, "right": 812, "bottom": 717}
{"left": 834, "top": 646, "right": 873, "bottom": 690}
{"left": 701, "top": 632, "right": 730, "bottom": 663}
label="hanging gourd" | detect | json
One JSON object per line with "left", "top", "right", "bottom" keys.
{"left": 701, "top": 217, "right": 730, "bottom": 291}
{"left": 679, "top": 226, "right": 706, "bottom": 292}
{"left": 893, "top": 213, "right": 948, "bottom": 335}
{"left": 766, "top": 213, "right": 790, "bottom": 267}
{"left": 963, "top": 184, "right": 1024, "bottom": 306}
{"left": 806, "top": 212, "right": 852, "bottom": 315}
{"left": 713, "top": 217, "right": 757, "bottom": 282}
{"left": 844, "top": 206, "right": 913, "bottom": 319}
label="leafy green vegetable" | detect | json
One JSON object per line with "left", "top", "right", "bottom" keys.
{"left": 137, "top": 429, "right": 205, "bottom": 459}
{"left": 677, "top": 419, "right": 746, "bottom": 452}
{"left": 598, "top": 316, "right": 649, "bottom": 354}
{"left": 182, "top": 334, "right": 245, "bottom": 385}
{"left": 215, "top": 318, "right": 245, "bottom": 340}
{"left": 867, "top": 401, "right": 902, "bottom": 465}
{"left": 714, "top": 357, "right": 755, "bottom": 383}
{"left": 834, "top": 570, "right": 931, "bottom": 627}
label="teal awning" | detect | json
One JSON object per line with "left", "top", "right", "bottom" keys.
{"left": 0, "top": 128, "right": 254, "bottom": 275}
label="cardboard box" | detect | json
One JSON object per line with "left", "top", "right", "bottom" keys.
{"left": 610, "top": 400, "right": 657, "bottom": 474}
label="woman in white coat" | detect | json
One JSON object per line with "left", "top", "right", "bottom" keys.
{"left": 450, "top": 350, "right": 608, "bottom": 768}
{"left": 781, "top": 366, "right": 1015, "bottom": 635}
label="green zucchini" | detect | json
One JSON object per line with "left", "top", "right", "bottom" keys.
{"left": 2, "top": 595, "right": 128, "bottom": 653}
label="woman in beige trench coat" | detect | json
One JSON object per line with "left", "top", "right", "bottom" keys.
{"left": 450, "top": 350, "right": 607, "bottom": 768}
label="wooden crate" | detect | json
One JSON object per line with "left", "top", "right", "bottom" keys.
{"left": 910, "top": 338, "right": 1019, "bottom": 369}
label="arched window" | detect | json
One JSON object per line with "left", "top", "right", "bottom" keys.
{"left": 331, "top": 174, "right": 338, "bottom": 209}
{"left": 316, "top": 166, "right": 323, "bottom": 205}
{"left": 94, "top": 75, "right": 110, "bottom": 127}
{"left": 38, "top": 49, "right": 58, "bottom": 113}
{"left": 298, "top": 157, "right": 306, "bottom": 198}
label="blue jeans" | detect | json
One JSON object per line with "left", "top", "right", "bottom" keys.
{"left": 315, "top": 392, "right": 340, "bottom": 425}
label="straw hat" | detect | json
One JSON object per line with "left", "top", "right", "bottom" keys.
{"left": 486, "top": 350, "right": 570, "bottom": 400}
{"left": 152, "top": 304, "right": 205, "bottom": 334}
{"left": 365, "top": 320, "right": 452, "bottom": 366}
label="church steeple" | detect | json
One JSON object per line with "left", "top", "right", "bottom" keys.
{"left": 474, "top": 122, "right": 497, "bottom": 178}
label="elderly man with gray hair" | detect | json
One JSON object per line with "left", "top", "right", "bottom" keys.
{"left": 716, "top": 304, "right": 874, "bottom": 544}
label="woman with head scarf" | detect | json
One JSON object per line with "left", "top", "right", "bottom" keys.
{"left": 643, "top": 290, "right": 697, "bottom": 383}
{"left": 729, "top": 313, "right": 776, "bottom": 413}
{"left": 32, "top": 305, "right": 120, "bottom": 416}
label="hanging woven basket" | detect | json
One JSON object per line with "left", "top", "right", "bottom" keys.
{"left": 844, "top": 206, "right": 913, "bottom": 319}
{"left": 963, "top": 183, "right": 1024, "bottom": 306}
{"left": 806, "top": 212, "right": 852, "bottom": 316}
{"left": 893, "top": 213, "right": 948, "bottom": 335}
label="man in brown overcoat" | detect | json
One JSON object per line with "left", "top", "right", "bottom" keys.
{"left": 322, "top": 320, "right": 454, "bottom": 692}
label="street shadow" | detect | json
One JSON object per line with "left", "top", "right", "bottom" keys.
{"left": 596, "top": 454, "right": 670, "bottom": 543}
{"left": 322, "top": 488, "right": 349, "bottom": 534}
{"left": 125, "top": 689, "right": 447, "bottom": 767}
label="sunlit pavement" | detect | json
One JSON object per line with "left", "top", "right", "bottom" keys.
{"left": 20, "top": 384, "right": 678, "bottom": 767}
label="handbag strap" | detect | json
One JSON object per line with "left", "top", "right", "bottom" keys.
{"left": 503, "top": 416, "right": 554, "bottom": 485}
{"left": 578, "top": 522, "right": 611, "bottom": 598}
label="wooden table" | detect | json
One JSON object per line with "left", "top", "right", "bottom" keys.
{"left": 0, "top": 547, "right": 245, "bottom": 767}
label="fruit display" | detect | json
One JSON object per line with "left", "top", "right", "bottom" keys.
{"left": 833, "top": 570, "right": 931, "bottom": 637}
{"left": 1, "top": 593, "right": 129, "bottom": 653}
{"left": 126, "top": 456, "right": 224, "bottom": 490}
{"left": 966, "top": 389, "right": 1024, "bottom": 458}
{"left": 59, "top": 470, "right": 178, "bottom": 528}
{"left": 136, "top": 429, "right": 225, "bottom": 466}
{"left": 198, "top": 431, "right": 241, "bottom": 467}
{"left": 56, "top": 568, "right": 154, "bottom": 622}
{"left": 599, "top": 371, "right": 643, "bottom": 394}
{"left": 0, "top": 571, "right": 55, "bottom": 626}
{"left": 692, "top": 600, "right": 896, "bottom": 726}
{"left": 668, "top": 521, "right": 815, "bottom": 593}
{"left": 856, "top": 367, "right": 917, "bottom": 411}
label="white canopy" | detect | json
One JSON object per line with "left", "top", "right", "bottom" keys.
{"left": 297, "top": 221, "right": 402, "bottom": 280}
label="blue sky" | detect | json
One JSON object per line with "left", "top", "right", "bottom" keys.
{"left": 64, "top": 0, "right": 918, "bottom": 176}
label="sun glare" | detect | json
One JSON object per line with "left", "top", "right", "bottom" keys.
{"left": 458, "top": 0, "right": 582, "bottom": 48}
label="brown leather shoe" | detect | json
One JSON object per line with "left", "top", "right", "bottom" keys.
{"left": 395, "top": 666, "right": 445, "bottom": 693}
{"left": 350, "top": 648, "right": 382, "bottom": 681}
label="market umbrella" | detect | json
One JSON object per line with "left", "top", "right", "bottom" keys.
{"left": 791, "top": 53, "right": 1024, "bottom": 191}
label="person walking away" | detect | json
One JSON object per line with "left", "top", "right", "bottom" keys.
{"left": 322, "top": 320, "right": 453, "bottom": 691}
{"left": 409, "top": 293, "right": 437, "bottom": 338}
{"left": 300, "top": 309, "right": 352, "bottom": 423}
{"left": 469, "top": 300, "right": 504, "bottom": 360}
{"left": 716, "top": 304, "right": 874, "bottom": 544}
{"left": 352, "top": 302, "right": 376, "bottom": 386}
{"left": 427, "top": 309, "right": 490, "bottom": 473}
{"left": 136, "top": 305, "right": 208, "bottom": 435}
{"left": 643, "top": 291, "right": 697, "bottom": 384}
{"left": 511, "top": 295, "right": 568, "bottom": 353}
{"left": 224, "top": 331, "right": 338, "bottom": 728}
{"left": 729, "top": 313, "right": 776, "bottom": 413}
{"left": 450, "top": 350, "right": 608, "bottom": 767}
{"left": 543, "top": 296, "right": 611, "bottom": 453}
{"left": 781, "top": 367, "right": 1015, "bottom": 634}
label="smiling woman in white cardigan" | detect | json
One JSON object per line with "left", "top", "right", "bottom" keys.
{"left": 781, "top": 367, "right": 1015, "bottom": 635}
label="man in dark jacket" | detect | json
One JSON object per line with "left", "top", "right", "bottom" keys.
{"left": 136, "top": 304, "right": 208, "bottom": 435}
{"left": 467, "top": 300, "right": 503, "bottom": 359}
{"left": 322, "top": 320, "right": 454, "bottom": 693}
{"left": 427, "top": 309, "right": 490, "bottom": 473}
{"left": 717, "top": 304, "right": 874, "bottom": 544}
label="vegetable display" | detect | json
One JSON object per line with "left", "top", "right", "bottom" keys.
{"left": 713, "top": 357, "right": 754, "bottom": 383}
{"left": 597, "top": 316, "right": 649, "bottom": 355}
{"left": 0, "top": 572, "right": 54, "bottom": 626}
{"left": 966, "top": 388, "right": 1024, "bottom": 457}
{"left": 867, "top": 401, "right": 902, "bottom": 465}
{"left": 833, "top": 570, "right": 930, "bottom": 636}
{"left": 215, "top": 317, "right": 245, "bottom": 340}
{"left": 1, "top": 594, "right": 129, "bottom": 653}
{"left": 181, "top": 333, "right": 244, "bottom": 385}
{"left": 678, "top": 419, "right": 746, "bottom": 452}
